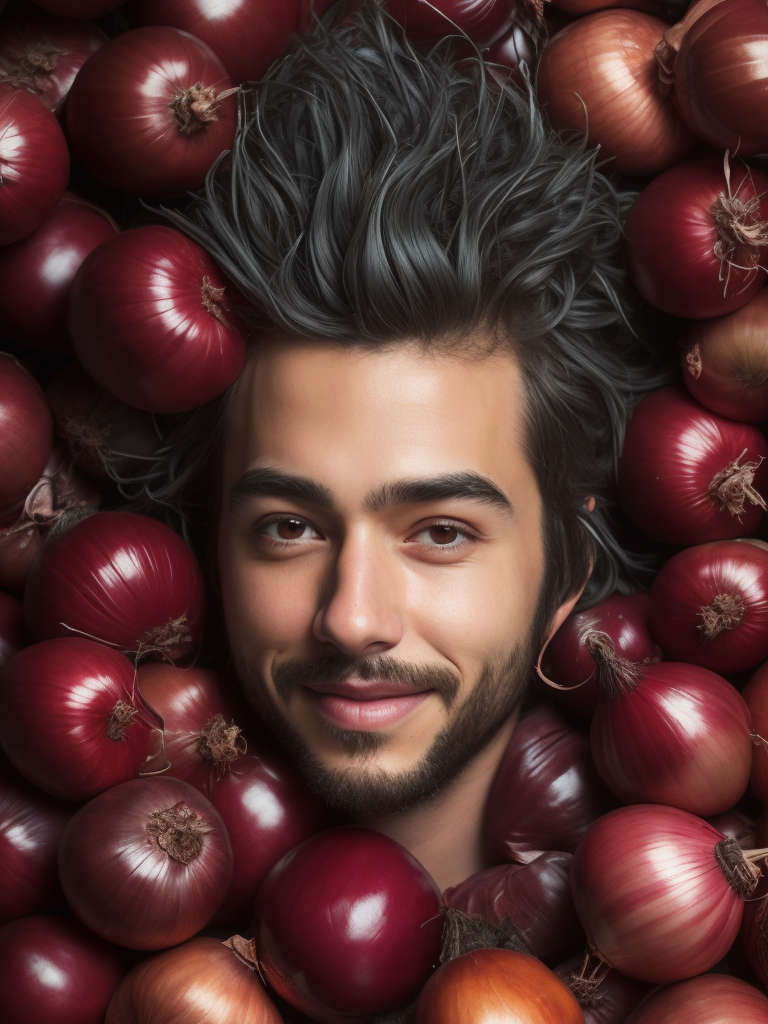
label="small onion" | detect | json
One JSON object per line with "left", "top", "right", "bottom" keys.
{"left": 59, "top": 777, "right": 233, "bottom": 950}
{"left": 0, "top": 353, "right": 54, "bottom": 520}
{"left": 617, "top": 385, "right": 768, "bottom": 546}
{"left": 0, "top": 589, "right": 27, "bottom": 668}
{"left": 68, "top": 226, "right": 247, "bottom": 414}
{"left": 555, "top": 953, "right": 651, "bottom": 1024}
{"left": 624, "top": 973, "right": 768, "bottom": 1023}
{"left": 385, "top": 0, "right": 517, "bottom": 47}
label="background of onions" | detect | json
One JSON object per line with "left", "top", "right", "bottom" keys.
{"left": 624, "top": 973, "right": 768, "bottom": 1023}
{"left": 0, "top": 353, "right": 53, "bottom": 521}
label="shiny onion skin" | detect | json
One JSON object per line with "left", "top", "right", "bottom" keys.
{"left": 385, "top": 0, "right": 517, "bottom": 46}
{"left": 127, "top": 0, "right": 298, "bottom": 85}
{"left": 683, "top": 286, "right": 768, "bottom": 423}
{"left": 648, "top": 540, "right": 768, "bottom": 672}
{"left": 66, "top": 27, "right": 236, "bottom": 198}
{"left": 59, "top": 777, "right": 233, "bottom": 950}
{"left": 24, "top": 511, "right": 206, "bottom": 663}
{"left": 443, "top": 851, "right": 585, "bottom": 965}
{"left": 0, "top": 915, "right": 124, "bottom": 1024}
{"left": 0, "top": 637, "right": 158, "bottom": 801}
{"left": 254, "top": 826, "right": 442, "bottom": 1020}
{"left": 570, "top": 804, "right": 750, "bottom": 983}
{"left": 0, "top": 7, "right": 107, "bottom": 118}
{"left": 414, "top": 948, "right": 585, "bottom": 1024}
{"left": 0, "top": 194, "right": 117, "bottom": 353}
{"left": 105, "top": 937, "right": 282, "bottom": 1024}
{"left": 68, "top": 226, "right": 247, "bottom": 413}
{"left": 623, "top": 159, "right": 768, "bottom": 319}
{"left": 0, "top": 354, "right": 54, "bottom": 520}
{"left": 589, "top": 656, "right": 752, "bottom": 815}
{"left": 485, "top": 703, "right": 618, "bottom": 864}
{"left": 0, "top": 589, "right": 26, "bottom": 668}
{"left": 550, "top": 0, "right": 679, "bottom": 12}
{"left": 624, "top": 973, "right": 768, "bottom": 1023}
{"left": 543, "top": 592, "right": 662, "bottom": 720}
{"left": 537, "top": 12, "right": 694, "bottom": 176}
{"left": 555, "top": 954, "right": 651, "bottom": 1024}
{"left": 0, "top": 755, "right": 73, "bottom": 925}
{"left": 617, "top": 386, "right": 768, "bottom": 545}
{"left": 741, "top": 661, "right": 768, "bottom": 802}
{"left": 0, "top": 84, "right": 69, "bottom": 245}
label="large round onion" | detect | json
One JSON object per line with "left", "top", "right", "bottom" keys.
{"left": 385, "top": 0, "right": 517, "bottom": 46}
{"left": 68, "top": 226, "right": 247, "bottom": 414}
{"left": 66, "top": 27, "right": 237, "bottom": 198}
{"left": 24, "top": 511, "right": 206, "bottom": 663}
{"left": 624, "top": 973, "right": 768, "bottom": 1023}
{"left": 0, "top": 354, "right": 54, "bottom": 521}
{"left": 255, "top": 826, "right": 442, "bottom": 1021}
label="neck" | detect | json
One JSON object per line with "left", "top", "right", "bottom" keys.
{"left": 354, "top": 713, "right": 518, "bottom": 895}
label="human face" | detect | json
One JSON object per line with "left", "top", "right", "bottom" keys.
{"left": 218, "top": 335, "right": 560, "bottom": 814}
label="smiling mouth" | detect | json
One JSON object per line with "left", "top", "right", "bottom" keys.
{"left": 302, "top": 685, "right": 434, "bottom": 730}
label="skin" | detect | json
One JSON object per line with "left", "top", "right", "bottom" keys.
{"left": 217, "top": 333, "right": 585, "bottom": 892}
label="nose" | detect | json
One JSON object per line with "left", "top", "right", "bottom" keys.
{"left": 312, "top": 529, "right": 404, "bottom": 656}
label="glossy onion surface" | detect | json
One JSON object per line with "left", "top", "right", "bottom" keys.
{"left": 0, "top": 354, "right": 54, "bottom": 520}
{"left": 386, "top": 0, "right": 517, "bottom": 46}
{"left": 624, "top": 973, "right": 768, "bottom": 1023}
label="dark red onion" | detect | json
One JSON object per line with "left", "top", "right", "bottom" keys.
{"left": 0, "top": 194, "right": 117, "bottom": 353}
{"left": 386, "top": 0, "right": 517, "bottom": 46}
{"left": 69, "top": 226, "right": 247, "bottom": 413}
{"left": 0, "top": 914, "right": 124, "bottom": 1024}
{"left": 617, "top": 385, "right": 768, "bottom": 545}
{"left": 741, "top": 661, "right": 768, "bottom": 802}
{"left": 32, "top": 0, "right": 123, "bottom": 14}
{"left": 706, "top": 807, "right": 755, "bottom": 846}
{"left": 443, "top": 851, "right": 585, "bottom": 965}
{"left": 255, "top": 826, "right": 442, "bottom": 1021}
{"left": 483, "top": 21, "right": 537, "bottom": 88}
{"left": 555, "top": 953, "right": 652, "bottom": 1024}
{"left": 24, "top": 511, "right": 206, "bottom": 663}
{"left": 484, "top": 703, "right": 618, "bottom": 864}
{"left": 0, "top": 589, "right": 27, "bottom": 668}
{"left": 59, "top": 777, "right": 233, "bottom": 950}
{"left": 36, "top": 440, "right": 102, "bottom": 520}
{"left": 0, "top": 523, "right": 44, "bottom": 594}
{"left": 624, "top": 973, "right": 768, "bottom": 1023}
{"left": 0, "top": 353, "right": 54, "bottom": 520}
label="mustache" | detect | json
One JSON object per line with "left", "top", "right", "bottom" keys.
{"left": 272, "top": 653, "right": 462, "bottom": 710}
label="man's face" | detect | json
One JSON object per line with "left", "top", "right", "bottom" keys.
{"left": 218, "top": 335, "right": 555, "bottom": 814}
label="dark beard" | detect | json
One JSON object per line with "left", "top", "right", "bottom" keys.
{"left": 233, "top": 643, "right": 533, "bottom": 817}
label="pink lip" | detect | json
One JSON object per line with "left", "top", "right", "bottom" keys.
{"left": 303, "top": 685, "right": 432, "bottom": 730}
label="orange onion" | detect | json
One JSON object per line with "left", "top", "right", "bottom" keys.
{"left": 624, "top": 973, "right": 768, "bottom": 1023}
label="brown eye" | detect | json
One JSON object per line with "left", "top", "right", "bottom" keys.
{"left": 428, "top": 525, "right": 459, "bottom": 545}
{"left": 275, "top": 519, "right": 309, "bottom": 540}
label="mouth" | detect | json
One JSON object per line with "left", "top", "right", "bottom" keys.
{"left": 301, "top": 678, "right": 434, "bottom": 730}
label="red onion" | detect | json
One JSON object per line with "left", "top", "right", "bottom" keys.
{"left": 0, "top": 353, "right": 54, "bottom": 521}
{"left": 0, "top": 194, "right": 117, "bottom": 353}
{"left": 105, "top": 936, "right": 282, "bottom": 1024}
{"left": 32, "top": 0, "right": 123, "bottom": 14}
{"left": 69, "top": 226, "right": 247, "bottom": 413}
{"left": 0, "top": 915, "right": 124, "bottom": 1024}
{"left": 386, "top": 0, "right": 517, "bottom": 46}
{"left": 571, "top": 803, "right": 761, "bottom": 983}
{"left": 483, "top": 21, "right": 537, "bottom": 88}
{"left": 551, "top": 0, "right": 678, "bottom": 11}
{"left": 617, "top": 385, "right": 768, "bottom": 545}
{"left": 537, "top": 11, "right": 694, "bottom": 176}
{"left": 706, "top": 807, "right": 755, "bottom": 846}
{"left": 0, "top": 6, "right": 107, "bottom": 117}
{"left": 555, "top": 953, "right": 651, "bottom": 1024}
{"left": 36, "top": 440, "right": 102, "bottom": 519}
{"left": 24, "top": 511, "right": 206, "bottom": 663}
{"left": 0, "top": 589, "right": 27, "bottom": 668}
{"left": 254, "top": 826, "right": 442, "bottom": 1021}
{"left": 543, "top": 591, "right": 662, "bottom": 720}
{"left": 0, "top": 754, "right": 73, "bottom": 925}
{"left": 624, "top": 973, "right": 768, "bottom": 1023}
{"left": 66, "top": 27, "right": 237, "bottom": 198}
{"left": 623, "top": 158, "right": 768, "bottom": 319}
{"left": 0, "top": 83, "right": 69, "bottom": 245}
{"left": 484, "top": 703, "right": 618, "bottom": 864}
{"left": 648, "top": 540, "right": 768, "bottom": 672}
{"left": 741, "top": 661, "right": 768, "bottom": 802}
{"left": 59, "top": 777, "right": 233, "bottom": 950}
{"left": 0, "top": 523, "right": 44, "bottom": 594}
{"left": 443, "top": 851, "right": 585, "bottom": 965}
{"left": 127, "top": 0, "right": 298, "bottom": 85}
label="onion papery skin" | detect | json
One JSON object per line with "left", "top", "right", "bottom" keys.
{"left": 624, "top": 972, "right": 768, "bottom": 1023}
{"left": 571, "top": 804, "right": 747, "bottom": 983}
{"left": 537, "top": 11, "right": 694, "bottom": 176}
{"left": 0, "top": 84, "right": 69, "bottom": 245}
{"left": 0, "top": 755, "right": 73, "bottom": 925}
{"left": 24, "top": 511, "right": 206, "bottom": 663}
{"left": 104, "top": 936, "right": 282, "bottom": 1024}
{"left": 683, "top": 285, "right": 768, "bottom": 423}
{"left": 741, "top": 661, "right": 768, "bottom": 802}
{"left": 671, "top": 0, "right": 768, "bottom": 156}
{"left": 414, "top": 948, "right": 585, "bottom": 1024}
{"left": 0, "top": 194, "right": 117, "bottom": 353}
{"left": 555, "top": 954, "right": 651, "bottom": 1024}
{"left": 68, "top": 226, "right": 247, "bottom": 413}
{"left": 0, "top": 914, "right": 124, "bottom": 1024}
{"left": 0, "top": 524, "right": 44, "bottom": 594}
{"left": 59, "top": 777, "right": 233, "bottom": 950}
{"left": 0, "top": 7, "right": 107, "bottom": 118}
{"left": 0, "top": 353, "right": 54, "bottom": 519}
{"left": 385, "top": 0, "right": 517, "bottom": 47}
{"left": 0, "top": 589, "right": 27, "bottom": 668}
{"left": 127, "top": 0, "right": 298, "bottom": 85}
{"left": 484, "top": 703, "right": 618, "bottom": 865}
{"left": 65, "top": 27, "right": 236, "bottom": 198}
{"left": 623, "top": 159, "right": 768, "bottom": 319}
{"left": 255, "top": 826, "right": 442, "bottom": 1020}
{"left": 544, "top": 592, "right": 662, "bottom": 720}
{"left": 617, "top": 386, "right": 768, "bottom": 545}
{"left": 590, "top": 661, "right": 752, "bottom": 815}
{"left": 648, "top": 540, "right": 768, "bottom": 672}
{"left": 0, "top": 637, "right": 158, "bottom": 801}
{"left": 443, "top": 851, "right": 585, "bottom": 965}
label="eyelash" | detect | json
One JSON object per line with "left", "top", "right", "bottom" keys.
{"left": 255, "top": 515, "right": 478, "bottom": 552}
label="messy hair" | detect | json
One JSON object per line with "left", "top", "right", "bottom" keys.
{"left": 119, "top": 0, "right": 671, "bottom": 633}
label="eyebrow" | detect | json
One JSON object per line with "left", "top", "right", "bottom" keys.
{"left": 228, "top": 467, "right": 514, "bottom": 517}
